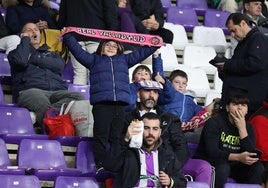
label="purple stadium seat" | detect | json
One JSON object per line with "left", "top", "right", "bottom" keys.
{"left": 0, "top": 138, "right": 25, "bottom": 175}
{"left": 176, "top": 0, "right": 208, "bottom": 16}
{"left": 0, "top": 52, "right": 11, "bottom": 85}
{"left": 0, "top": 84, "right": 5, "bottom": 105}
{"left": 76, "top": 140, "right": 115, "bottom": 182}
{"left": 187, "top": 142, "right": 198, "bottom": 158}
{"left": 161, "top": 0, "right": 172, "bottom": 13}
{"left": 166, "top": 7, "right": 199, "bottom": 32}
{"left": 203, "top": 9, "right": 231, "bottom": 35}
{"left": 54, "top": 176, "right": 99, "bottom": 188}
{"left": 62, "top": 60, "right": 74, "bottom": 84}
{"left": 0, "top": 7, "right": 6, "bottom": 20}
{"left": 224, "top": 183, "right": 262, "bottom": 188}
{"left": 0, "top": 106, "right": 48, "bottom": 144}
{"left": 187, "top": 181, "right": 210, "bottom": 188}
{"left": 53, "top": 136, "right": 92, "bottom": 147}
{"left": 18, "top": 139, "right": 81, "bottom": 181}
{"left": 68, "top": 84, "right": 90, "bottom": 100}
{"left": 0, "top": 174, "right": 41, "bottom": 188}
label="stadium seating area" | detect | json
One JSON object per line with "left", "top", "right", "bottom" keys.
{"left": 0, "top": 0, "right": 264, "bottom": 188}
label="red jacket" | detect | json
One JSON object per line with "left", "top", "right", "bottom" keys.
{"left": 249, "top": 100, "right": 268, "bottom": 161}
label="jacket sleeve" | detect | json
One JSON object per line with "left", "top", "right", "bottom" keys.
{"left": 0, "top": 14, "right": 9, "bottom": 38}
{"left": 125, "top": 45, "right": 159, "bottom": 68}
{"left": 7, "top": 37, "right": 32, "bottom": 68}
{"left": 152, "top": 54, "right": 164, "bottom": 78}
{"left": 103, "top": 137, "right": 130, "bottom": 172}
{"left": 165, "top": 113, "right": 189, "bottom": 165}
{"left": 240, "top": 122, "right": 256, "bottom": 152}
{"left": 158, "top": 80, "right": 184, "bottom": 105}
{"left": 102, "top": 0, "right": 120, "bottom": 30}
{"left": 63, "top": 33, "right": 95, "bottom": 69}
{"left": 6, "top": 6, "right": 22, "bottom": 34}
{"left": 152, "top": 0, "right": 165, "bottom": 28}
{"left": 224, "top": 33, "right": 268, "bottom": 75}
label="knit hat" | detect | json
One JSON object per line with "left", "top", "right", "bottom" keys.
{"left": 137, "top": 81, "right": 163, "bottom": 90}
{"left": 243, "top": 0, "right": 264, "bottom": 3}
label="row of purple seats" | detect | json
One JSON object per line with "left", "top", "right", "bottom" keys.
{"left": 0, "top": 174, "right": 99, "bottom": 188}
{"left": 166, "top": 7, "right": 230, "bottom": 34}
{"left": 0, "top": 52, "right": 11, "bottom": 85}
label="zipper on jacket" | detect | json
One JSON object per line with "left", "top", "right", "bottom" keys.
{"left": 110, "top": 57, "right": 116, "bottom": 101}
{"left": 180, "top": 95, "right": 186, "bottom": 121}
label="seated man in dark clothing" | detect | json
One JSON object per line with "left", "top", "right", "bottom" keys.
{"left": 129, "top": 0, "right": 173, "bottom": 44}
{"left": 7, "top": 22, "right": 84, "bottom": 132}
{"left": 5, "top": 0, "right": 57, "bottom": 34}
{"left": 104, "top": 112, "right": 187, "bottom": 188}
{"left": 194, "top": 87, "right": 264, "bottom": 188}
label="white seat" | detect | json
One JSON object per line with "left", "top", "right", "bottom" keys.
{"left": 204, "top": 90, "right": 221, "bottom": 106}
{"left": 159, "top": 43, "right": 180, "bottom": 72}
{"left": 183, "top": 45, "right": 217, "bottom": 76}
{"left": 163, "top": 22, "right": 189, "bottom": 50}
{"left": 176, "top": 65, "right": 211, "bottom": 98}
{"left": 213, "top": 71, "right": 223, "bottom": 93}
{"left": 192, "top": 26, "right": 228, "bottom": 54}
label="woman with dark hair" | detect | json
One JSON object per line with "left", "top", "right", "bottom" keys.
{"left": 62, "top": 29, "right": 162, "bottom": 170}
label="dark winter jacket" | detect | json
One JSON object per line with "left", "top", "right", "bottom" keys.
{"left": 6, "top": 0, "right": 57, "bottom": 34}
{"left": 219, "top": 27, "right": 268, "bottom": 117}
{"left": 63, "top": 34, "right": 158, "bottom": 105}
{"left": 125, "top": 105, "right": 189, "bottom": 165}
{"left": 129, "top": 0, "right": 165, "bottom": 28}
{"left": 0, "top": 13, "right": 9, "bottom": 38}
{"left": 7, "top": 37, "right": 68, "bottom": 101}
{"left": 103, "top": 138, "right": 187, "bottom": 188}
{"left": 58, "top": 0, "right": 120, "bottom": 41}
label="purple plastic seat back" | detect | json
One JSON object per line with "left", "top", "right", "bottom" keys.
{"left": 54, "top": 176, "right": 99, "bottom": 188}
{"left": 187, "top": 181, "right": 210, "bottom": 188}
{"left": 204, "top": 9, "right": 231, "bottom": 35}
{"left": 188, "top": 142, "right": 198, "bottom": 158}
{"left": 0, "top": 175, "right": 41, "bottom": 188}
{"left": 76, "top": 140, "right": 95, "bottom": 174}
{"left": 0, "top": 84, "right": 5, "bottom": 105}
{"left": 161, "top": 0, "right": 172, "bottom": 13}
{"left": 62, "top": 60, "right": 74, "bottom": 84}
{"left": 68, "top": 84, "right": 90, "bottom": 100}
{"left": 0, "top": 7, "right": 6, "bottom": 20}
{"left": 0, "top": 52, "right": 11, "bottom": 85}
{"left": 0, "top": 138, "right": 11, "bottom": 166}
{"left": 166, "top": 7, "right": 199, "bottom": 32}
{"left": 18, "top": 139, "right": 67, "bottom": 169}
{"left": 176, "top": 0, "right": 208, "bottom": 16}
{"left": 224, "top": 183, "right": 262, "bottom": 188}
{"left": 0, "top": 106, "right": 34, "bottom": 134}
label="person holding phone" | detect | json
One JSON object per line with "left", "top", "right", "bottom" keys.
{"left": 193, "top": 87, "right": 264, "bottom": 188}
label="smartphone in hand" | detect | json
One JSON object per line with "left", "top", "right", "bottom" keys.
{"left": 250, "top": 149, "right": 262, "bottom": 158}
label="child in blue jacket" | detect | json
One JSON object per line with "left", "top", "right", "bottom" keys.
{"left": 62, "top": 30, "right": 161, "bottom": 170}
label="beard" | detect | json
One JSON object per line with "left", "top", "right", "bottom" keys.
{"left": 141, "top": 97, "right": 156, "bottom": 110}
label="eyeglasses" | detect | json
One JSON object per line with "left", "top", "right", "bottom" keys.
{"left": 105, "top": 43, "right": 118, "bottom": 50}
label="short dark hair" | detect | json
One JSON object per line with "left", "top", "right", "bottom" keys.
{"left": 225, "top": 13, "right": 250, "bottom": 27}
{"left": 132, "top": 65, "right": 152, "bottom": 81}
{"left": 226, "top": 87, "right": 249, "bottom": 105}
{"left": 140, "top": 112, "right": 161, "bottom": 125}
{"left": 169, "top": 69, "right": 188, "bottom": 82}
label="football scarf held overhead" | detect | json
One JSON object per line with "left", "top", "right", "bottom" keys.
{"left": 60, "top": 27, "right": 164, "bottom": 47}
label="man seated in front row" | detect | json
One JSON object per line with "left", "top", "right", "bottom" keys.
{"left": 103, "top": 112, "right": 187, "bottom": 188}
{"left": 7, "top": 22, "right": 84, "bottom": 133}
